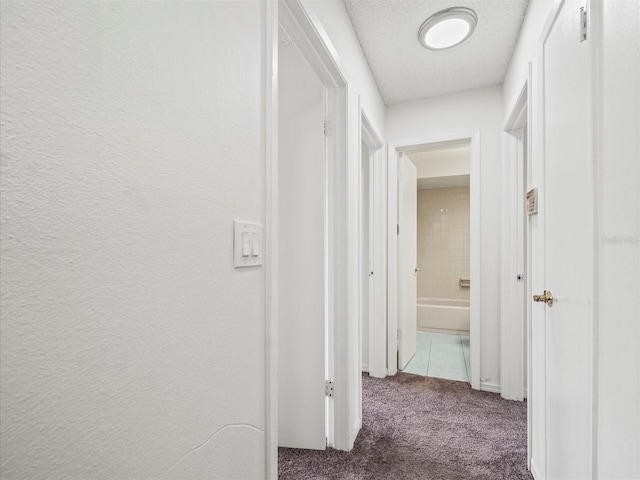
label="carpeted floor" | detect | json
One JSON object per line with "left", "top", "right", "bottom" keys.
{"left": 279, "top": 372, "right": 533, "bottom": 480}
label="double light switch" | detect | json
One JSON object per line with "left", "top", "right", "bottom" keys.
{"left": 234, "top": 220, "right": 263, "bottom": 268}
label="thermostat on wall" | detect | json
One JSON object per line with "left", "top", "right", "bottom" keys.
{"left": 526, "top": 188, "right": 538, "bottom": 216}
{"left": 234, "top": 220, "right": 263, "bottom": 268}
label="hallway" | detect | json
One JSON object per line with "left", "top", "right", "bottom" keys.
{"left": 1, "top": 1, "right": 638, "bottom": 478}
{"left": 279, "top": 373, "right": 531, "bottom": 480}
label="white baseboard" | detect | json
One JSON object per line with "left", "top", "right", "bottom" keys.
{"left": 362, "top": 364, "right": 369, "bottom": 373}
{"left": 418, "top": 327, "right": 470, "bottom": 336}
{"left": 480, "top": 381, "right": 501, "bottom": 394}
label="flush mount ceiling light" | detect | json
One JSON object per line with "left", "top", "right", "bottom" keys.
{"left": 418, "top": 7, "right": 477, "bottom": 51}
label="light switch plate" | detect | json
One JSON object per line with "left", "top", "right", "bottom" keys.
{"left": 234, "top": 220, "right": 263, "bottom": 268}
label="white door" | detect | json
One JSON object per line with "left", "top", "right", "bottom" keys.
{"left": 535, "top": 0, "right": 594, "bottom": 477}
{"left": 277, "top": 29, "right": 326, "bottom": 450}
{"left": 397, "top": 154, "right": 417, "bottom": 370}
{"left": 361, "top": 142, "right": 372, "bottom": 373}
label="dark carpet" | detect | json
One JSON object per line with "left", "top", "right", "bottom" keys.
{"left": 279, "top": 372, "right": 533, "bottom": 480}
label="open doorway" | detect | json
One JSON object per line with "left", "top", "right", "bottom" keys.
{"left": 390, "top": 134, "right": 480, "bottom": 390}
{"left": 269, "top": 0, "right": 363, "bottom": 464}
{"left": 399, "top": 143, "right": 472, "bottom": 383}
{"left": 277, "top": 20, "right": 328, "bottom": 451}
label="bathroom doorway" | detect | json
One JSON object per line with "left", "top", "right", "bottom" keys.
{"left": 400, "top": 143, "right": 471, "bottom": 383}
{"left": 391, "top": 133, "right": 480, "bottom": 389}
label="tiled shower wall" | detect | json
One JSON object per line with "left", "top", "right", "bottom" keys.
{"left": 417, "top": 186, "right": 470, "bottom": 300}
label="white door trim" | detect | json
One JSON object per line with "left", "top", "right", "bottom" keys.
{"left": 265, "top": 1, "right": 278, "bottom": 477}
{"left": 362, "top": 112, "right": 384, "bottom": 150}
{"left": 386, "top": 144, "right": 399, "bottom": 376}
{"left": 501, "top": 75, "right": 530, "bottom": 403}
{"left": 361, "top": 114, "right": 387, "bottom": 379}
{"left": 388, "top": 131, "right": 481, "bottom": 390}
{"left": 267, "top": 0, "right": 361, "bottom": 463}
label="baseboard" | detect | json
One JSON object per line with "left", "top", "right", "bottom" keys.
{"left": 418, "top": 327, "right": 470, "bottom": 336}
{"left": 350, "top": 416, "right": 361, "bottom": 450}
{"left": 362, "top": 364, "right": 369, "bottom": 373}
{"left": 530, "top": 458, "right": 541, "bottom": 479}
{"left": 480, "top": 381, "right": 501, "bottom": 394}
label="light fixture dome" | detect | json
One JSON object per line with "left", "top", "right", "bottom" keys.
{"left": 418, "top": 7, "right": 477, "bottom": 51}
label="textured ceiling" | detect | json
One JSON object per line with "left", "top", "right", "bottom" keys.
{"left": 342, "top": 0, "right": 529, "bottom": 105}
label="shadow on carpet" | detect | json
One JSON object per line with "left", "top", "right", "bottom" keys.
{"left": 279, "top": 372, "right": 533, "bottom": 480}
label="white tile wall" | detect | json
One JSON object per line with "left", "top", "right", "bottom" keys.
{"left": 417, "top": 186, "right": 470, "bottom": 300}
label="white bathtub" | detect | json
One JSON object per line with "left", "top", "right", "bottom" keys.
{"left": 417, "top": 298, "right": 470, "bottom": 334}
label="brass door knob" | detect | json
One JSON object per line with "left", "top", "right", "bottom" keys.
{"left": 533, "top": 290, "right": 553, "bottom": 306}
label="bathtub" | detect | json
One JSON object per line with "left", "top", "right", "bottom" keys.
{"left": 417, "top": 298, "right": 470, "bottom": 335}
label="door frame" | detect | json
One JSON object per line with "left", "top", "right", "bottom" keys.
{"left": 386, "top": 144, "right": 399, "bottom": 376}
{"left": 265, "top": 2, "right": 277, "bottom": 476}
{"left": 266, "top": 0, "right": 361, "bottom": 472}
{"left": 387, "top": 131, "right": 481, "bottom": 389}
{"left": 361, "top": 113, "right": 387, "bottom": 379}
{"left": 501, "top": 70, "right": 532, "bottom": 468}
{"left": 501, "top": 70, "right": 532, "bottom": 403}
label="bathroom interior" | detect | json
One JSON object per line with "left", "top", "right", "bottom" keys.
{"left": 403, "top": 143, "right": 471, "bottom": 383}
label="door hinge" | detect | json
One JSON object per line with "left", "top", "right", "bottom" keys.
{"left": 323, "top": 120, "right": 333, "bottom": 137}
{"left": 517, "top": 273, "right": 525, "bottom": 283}
{"left": 397, "top": 224, "right": 400, "bottom": 235}
{"left": 579, "top": 7, "right": 587, "bottom": 42}
{"left": 325, "top": 380, "right": 334, "bottom": 398}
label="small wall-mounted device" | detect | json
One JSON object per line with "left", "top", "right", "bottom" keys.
{"left": 526, "top": 188, "right": 538, "bottom": 216}
{"left": 234, "top": 220, "right": 263, "bottom": 268}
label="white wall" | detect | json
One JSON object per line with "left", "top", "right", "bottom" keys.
{"left": 386, "top": 85, "right": 503, "bottom": 388}
{"left": 406, "top": 146, "right": 470, "bottom": 180}
{"left": 596, "top": 1, "right": 640, "bottom": 477}
{"left": 0, "top": 2, "right": 266, "bottom": 479}
{"left": 301, "top": 0, "right": 386, "bottom": 137}
{"left": 503, "top": 0, "right": 554, "bottom": 117}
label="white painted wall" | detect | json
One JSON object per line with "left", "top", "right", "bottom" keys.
{"left": 386, "top": 85, "right": 504, "bottom": 388}
{"left": 0, "top": 2, "right": 266, "bottom": 479}
{"left": 301, "top": 0, "right": 386, "bottom": 137}
{"left": 503, "top": 0, "right": 554, "bottom": 118}
{"left": 596, "top": 1, "right": 640, "bottom": 477}
{"left": 406, "top": 146, "right": 470, "bottom": 180}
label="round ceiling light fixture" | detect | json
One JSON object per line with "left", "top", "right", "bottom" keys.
{"left": 418, "top": 7, "right": 477, "bottom": 51}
